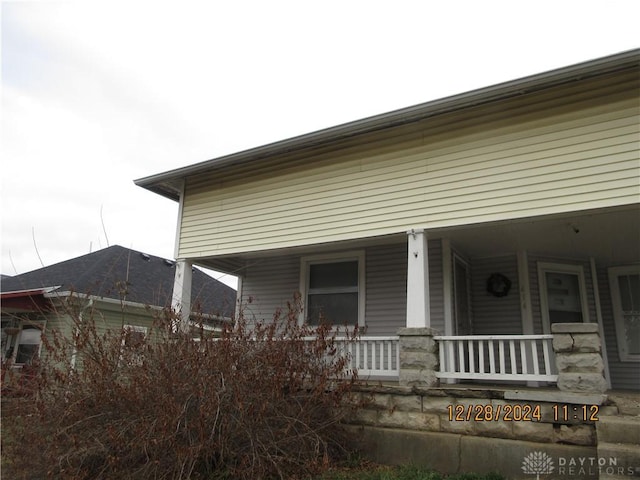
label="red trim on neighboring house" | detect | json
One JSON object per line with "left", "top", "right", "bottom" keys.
{"left": 1, "top": 289, "right": 54, "bottom": 312}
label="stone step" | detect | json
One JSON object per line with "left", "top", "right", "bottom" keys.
{"left": 597, "top": 415, "right": 640, "bottom": 445}
{"left": 596, "top": 442, "right": 640, "bottom": 480}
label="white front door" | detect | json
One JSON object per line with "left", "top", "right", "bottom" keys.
{"left": 537, "top": 262, "right": 590, "bottom": 333}
{"left": 453, "top": 254, "right": 472, "bottom": 335}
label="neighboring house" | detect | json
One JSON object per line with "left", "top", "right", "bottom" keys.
{"left": 135, "top": 50, "right": 639, "bottom": 392}
{"left": 1, "top": 245, "right": 236, "bottom": 367}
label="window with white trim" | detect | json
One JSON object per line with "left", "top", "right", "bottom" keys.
{"left": 13, "top": 321, "right": 45, "bottom": 365}
{"left": 300, "top": 252, "right": 365, "bottom": 327}
{"left": 608, "top": 265, "right": 640, "bottom": 362}
{"left": 15, "top": 326, "right": 41, "bottom": 364}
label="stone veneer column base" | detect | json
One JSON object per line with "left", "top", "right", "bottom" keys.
{"left": 552, "top": 323, "right": 607, "bottom": 394}
{"left": 397, "top": 327, "right": 439, "bottom": 387}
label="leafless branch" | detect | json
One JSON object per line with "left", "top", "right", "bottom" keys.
{"left": 100, "top": 204, "right": 110, "bottom": 247}
{"left": 32, "top": 226, "right": 45, "bottom": 267}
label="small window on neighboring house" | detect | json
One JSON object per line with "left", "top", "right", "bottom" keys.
{"left": 301, "top": 252, "right": 365, "bottom": 327}
{"left": 608, "top": 265, "right": 640, "bottom": 362}
{"left": 15, "top": 323, "right": 44, "bottom": 365}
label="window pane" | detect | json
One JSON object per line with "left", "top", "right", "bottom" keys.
{"left": 13, "top": 326, "right": 43, "bottom": 364}
{"left": 16, "top": 344, "right": 39, "bottom": 364}
{"left": 618, "top": 274, "right": 640, "bottom": 355}
{"left": 309, "top": 261, "right": 358, "bottom": 289}
{"left": 307, "top": 292, "right": 358, "bottom": 325}
{"left": 19, "top": 328, "right": 41, "bottom": 345}
{"left": 624, "top": 313, "right": 640, "bottom": 355}
{"left": 619, "top": 274, "right": 640, "bottom": 312}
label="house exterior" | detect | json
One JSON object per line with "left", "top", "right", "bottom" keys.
{"left": 1, "top": 245, "right": 236, "bottom": 368}
{"left": 135, "top": 50, "right": 639, "bottom": 393}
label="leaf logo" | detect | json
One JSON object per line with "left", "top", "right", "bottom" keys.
{"left": 522, "top": 451, "right": 554, "bottom": 479}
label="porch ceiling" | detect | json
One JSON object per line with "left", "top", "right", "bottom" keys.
{"left": 442, "top": 205, "right": 640, "bottom": 265}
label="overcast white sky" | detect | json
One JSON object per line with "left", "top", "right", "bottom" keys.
{"left": 1, "top": 1, "right": 639, "bottom": 289}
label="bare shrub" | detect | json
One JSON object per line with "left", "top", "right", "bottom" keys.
{"left": 2, "top": 296, "right": 361, "bottom": 480}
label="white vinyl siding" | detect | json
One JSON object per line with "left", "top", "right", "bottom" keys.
{"left": 178, "top": 72, "right": 639, "bottom": 259}
{"left": 469, "top": 255, "right": 521, "bottom": 336}
{"left": 365, "top": 239, "right": 444, "bottom": 335}
{"left": 237, "top": 255, "right": 301, "bottom": 325}
{"left": 365, "top": 243, "right": 407, "bottom": 335}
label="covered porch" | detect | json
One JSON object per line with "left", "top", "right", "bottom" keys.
{"left": 173, "top": 205, "right": 639, "bottom": 391}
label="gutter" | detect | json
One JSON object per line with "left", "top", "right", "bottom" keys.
{"left": 45, "top": 290, "right": 232, "bottom": 324}
{"left": 134, "top": 49, "right": 639, "bottom": 202}
{"left": 0, "top": 286, "right": 60, "bottom": 298}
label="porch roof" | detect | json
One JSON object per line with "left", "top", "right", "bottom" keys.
{"left": 194, "top": 206, "right": 639, "bottom": 274}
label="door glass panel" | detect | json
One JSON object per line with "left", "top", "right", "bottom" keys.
{"left": 545, "top": 272, "right": 583, "bottom": 323}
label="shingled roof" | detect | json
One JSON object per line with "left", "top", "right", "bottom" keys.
{"left": 0, "top": 246, "right": 236, "bottom": 318}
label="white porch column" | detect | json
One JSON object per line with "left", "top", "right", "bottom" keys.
{"left": 406, "top": 229, "right": 431, "bottom": 328}
{"left": 171, "top": 259, "right": 193, "bottom": 333}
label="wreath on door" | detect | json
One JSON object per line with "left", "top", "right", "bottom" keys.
{"left": 486, "top": 273, "right": 512, "bottom": 297}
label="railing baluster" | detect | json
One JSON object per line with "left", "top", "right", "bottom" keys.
{"left": 373, "top": 340, "right": 378, "bottom": 371}
{"left": 371, "top": 342, "right": 380, "bottom": 370}
{"left": 469, "top": 339, "right": 475, "bottom": 374}
{"left": 531, "top": 339, "right": 540, "bottom": 375}
{"left": 364, "top": 341, "right": 369, "bottom": 370}
{"left": 488, "top": 340, "right": 496, "bottom": 374}
{"left": 349, "top": 342, "right": 355, "bottom": 372}
{"left": 542, "top": 338, "right": 552, "bottom": 375}
{"left": 499, "top": 340, "right": 505, "bottom": 374}
{"left": 393, "top": 339, "right": 398, "bottom": 370}
{"left": 479, "top": 340, "right": 485, "bottom": 374}
{"left": 520, "top": 340, "right": 528, "bottom": 374}
{"left": 458, "top": 339, "right": 465, "bottom": 373}
{"left": 509, "top": 340, "right": 517, "bottom": 374}
{"left": 447, "top": 340, "right": 455, "bottom": 375}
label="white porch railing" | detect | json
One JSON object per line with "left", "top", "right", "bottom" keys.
{"left": 219, "top": 334, "right": 558, "bottom": 383}
{"left": 331, "top": 336, "right": 400, "bottom": 378}
{"left": 435, "top": 334, "right": 558, "bottom": 383}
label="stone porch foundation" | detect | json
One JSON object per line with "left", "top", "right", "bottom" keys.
{"left": 345, "top": 384, "right": 627, "bottom": 480}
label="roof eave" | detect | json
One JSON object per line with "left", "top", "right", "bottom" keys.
{"left": 1, "top": 286, "right": 60, "bottom": 298}
{"left": 134, "top": 48, "right": 640, "bottom": 201}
